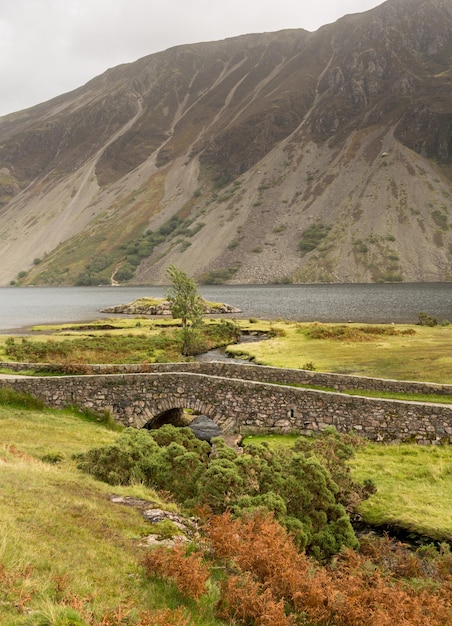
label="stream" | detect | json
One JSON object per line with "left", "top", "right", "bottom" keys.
{"left": 195, "top": 332, "right": 264, "bottom": 364}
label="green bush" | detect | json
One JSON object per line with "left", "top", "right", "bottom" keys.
{"left": 299, "top": 222, "right": 331, "bottom": 255}
{"left": 77, "top": 425, "right": 210, "bottom": 499}
{"left": 77, "top": 426, "right": 361, "bottom": 559}
{"left": 199, "top": 266, "right": 239, "bottom": 284}
{"left": 114, "top": 262, "right": 136, "bottom": 282}
{"left": 418, "top": 311, "right": 438, "bottom": 326}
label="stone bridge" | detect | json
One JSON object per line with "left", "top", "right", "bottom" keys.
{"left": 1, "top": 362, "right": 452, "bottom": 444}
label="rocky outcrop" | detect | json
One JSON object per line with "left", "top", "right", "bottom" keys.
{"left": 109, "top": 495, "right": 199, "bottom": 545}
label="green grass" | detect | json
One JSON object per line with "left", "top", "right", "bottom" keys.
{"left": 227, "top": 321, "right": 452, "bottom": 384}
{"left": 0, "top": 403, "right": 222, "bottom": 625}
{"left": 242, "top": 433, "right": 300, "bottom": 448}
{"left": 0, "top": 317, "right": 243, "bottom": 365}
{"left": 349, "top": 443, "right": 452, "bottom": 542}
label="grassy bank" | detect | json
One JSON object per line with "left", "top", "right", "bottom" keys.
{"left": 349, "top": 443, "right": 452, "bottom": 541}
{"left": 0, "top": 402, "right": 220, "bottom": 625}
{"left": 227, "top": 321, "right": 452, "bottom": 383}
{"left": 0, "top": 317, "right": 242, "bottom": 365}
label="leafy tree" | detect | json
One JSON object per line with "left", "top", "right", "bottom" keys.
{"left": 166, "top": 264, "right": 205, "bottom": 355}
{"left": 166, "top": 264, "right": 204, "bottom": 327}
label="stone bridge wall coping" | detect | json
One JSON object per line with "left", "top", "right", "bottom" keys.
{"left": 0, "top": 369, "right": 451, "bottom": 445}
{"left": 2, "top": 360, "right": 452, "bottom": 395}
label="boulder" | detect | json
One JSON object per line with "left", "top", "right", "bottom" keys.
{"left": 189, "top": 414, "right": 222, "bottom": 442}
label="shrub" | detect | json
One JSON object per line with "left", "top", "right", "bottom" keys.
{"left": 302, "top": 323, "right": 415, "bottom": 341}
{"left": 294, "top": 427, "right": 374, "bottom": 512}
{"left": 76, "top": 428, "right": 161, "bottom": 485}
{"left": 79, "top": 427, "right": 359, "bottom": 559}
{"left": 418, "top": 311, "right": 438, "bottom": 326}
{"left": 114, "top": 262, "right": 136, "bottom": 282}
{"left": 217, "top": 572, "right": 292, "bottom": 626}
{"left": 142, "top": 545, "right": 209, "bottom": 600}
{"left": 199, "top": 266, "right": 239, "bottom": 284}
{"left": 268, "top": 326, "right": 287, "bottom": 337}
{"left": 299, "top": 222, "right": 331, "bottom": 255}
{"left": 77, "top": 425, "right": 210, "bottom": 500}
{"left": 204, "top": 511, "right": 452, "bottom": 626}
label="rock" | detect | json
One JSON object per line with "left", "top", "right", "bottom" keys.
{"left": 142, "top": 508, "right": 198, "bottom": 533}
{"left": 110, "top": 496, "right": 199, "bottom": 543}
{"left": 189, "top": 414, "right": 222, "bottom": 442}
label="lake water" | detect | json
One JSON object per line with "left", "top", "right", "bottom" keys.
{"left": 0, "top": 283, "right": 451, "bottom": 332}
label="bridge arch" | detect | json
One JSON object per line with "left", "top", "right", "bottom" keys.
{"left": 132, "top": 393, "right": 223, "bottom": 430}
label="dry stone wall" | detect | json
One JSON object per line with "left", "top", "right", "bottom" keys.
{"left": 1, "top": 369, "right": 451, "bottom": 444}
{"left": 3, "top": 360, "right": 452, "bottom": 395}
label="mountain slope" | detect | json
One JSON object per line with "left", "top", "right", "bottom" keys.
{"left": 1, "top": 0, "right": 452, "bottom": 286}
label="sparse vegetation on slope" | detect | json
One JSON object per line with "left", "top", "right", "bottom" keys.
{"left": 2, "top": 1, "right": 452, "bottom": 285}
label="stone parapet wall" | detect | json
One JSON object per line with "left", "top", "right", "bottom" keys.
{"left": 1, "top": 371, "right": 451, "bottom": 444}
{"left": 2, "top": 360, "right": 451, "bottom": 396}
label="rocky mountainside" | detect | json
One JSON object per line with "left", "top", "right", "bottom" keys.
{"left": 1, "top": 0, "right": 452, "bottom": 286}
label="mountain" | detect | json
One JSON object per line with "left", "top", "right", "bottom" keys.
{"left": 1, "top": 0, "right": 452, "bottom": 286}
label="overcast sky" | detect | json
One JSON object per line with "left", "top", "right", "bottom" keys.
{"left": 0, "top": 0, "right": 384, "bottom": 117}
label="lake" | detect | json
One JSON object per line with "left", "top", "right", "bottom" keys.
{"left": 0, "top": 283, "right": 451, "bottom": 332}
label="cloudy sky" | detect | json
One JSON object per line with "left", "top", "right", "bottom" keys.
{"left": 0, "top": 0, "right": 383, "bottom": 117}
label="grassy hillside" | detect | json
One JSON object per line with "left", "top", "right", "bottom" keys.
{"left": 0, "top": 400, "right": 221, "bottom": 625}
{"left": 2, "top": 401, "right": 452, "bottom": 625}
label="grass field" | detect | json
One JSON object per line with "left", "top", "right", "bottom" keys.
{"left": 227, "top": 321, "right": 452, "bottom": 383}
{"left": 349, "top": 443, "right": 452, "bottom": 542}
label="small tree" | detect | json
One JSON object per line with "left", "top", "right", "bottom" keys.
{"left": 166, "top": 265, "right": 204, "bottom": 355}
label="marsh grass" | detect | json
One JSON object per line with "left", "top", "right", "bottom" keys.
{"left": 0, "top": 317, "right": 243, "bottom": 366}
{"left": 227, "top": 321, "right": 452, "bottom": 383}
